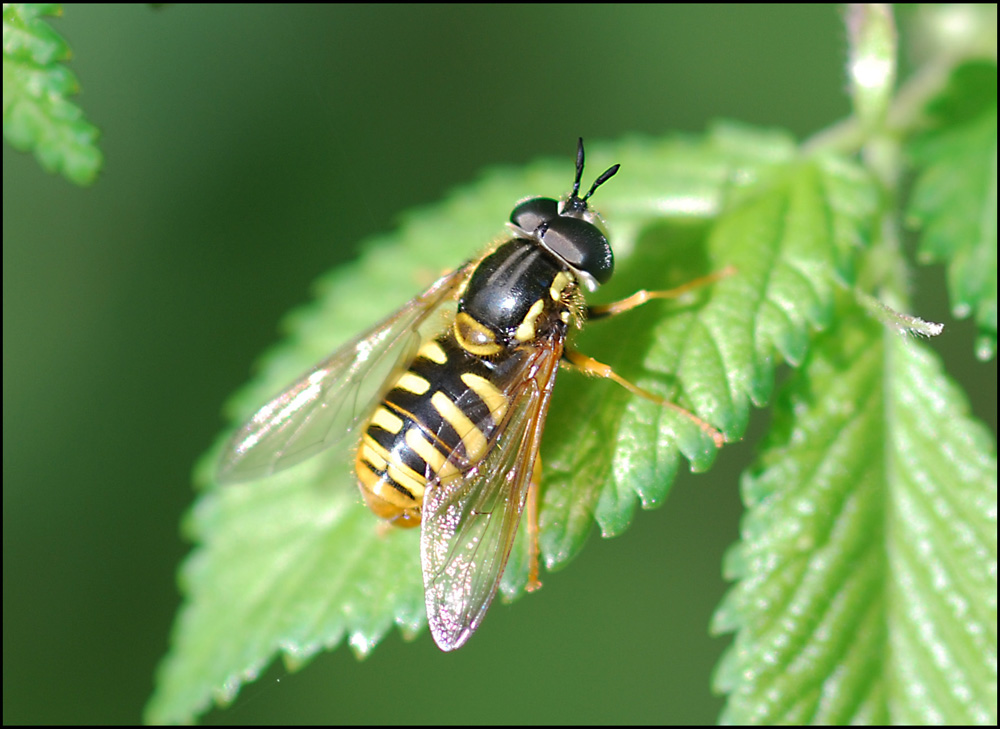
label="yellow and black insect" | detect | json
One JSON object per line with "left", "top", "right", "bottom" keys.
{"left": 218, "top": 139, "right": 724, "bottom": 651}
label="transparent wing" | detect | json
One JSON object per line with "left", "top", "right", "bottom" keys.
{"left": 420, "top": 342, "right": 563, "bottom": 651}
{"left": 217, "top": 263, "right": 474, "bottom": 483}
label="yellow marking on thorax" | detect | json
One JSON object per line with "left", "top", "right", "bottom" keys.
{"left": 514, "top": 298, "right": 545, "bottom": 342}
{"left": 460, "top": 372, "right": 509, "bottom": 423}
{"left": 395, "top": 371, "right": 431, "bottom": 395}
{"left": 550, "top": 271, "right": 572, "bottom": 300}
{"left": 454, "top": 312, "right": 502, "bottom": 356}
{"left": 418, "top": 339, "right": 448, "bottom": 364}
{"left": 431, "top": 391, "right": 488, "bottom": 461}
{"left": 370, "top": 406, "right": 404, "bottom": 434}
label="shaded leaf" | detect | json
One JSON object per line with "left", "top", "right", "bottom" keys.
{"left": 2, "top": 3, "right": 102, "bottom": 185}
{"left": 713, "top": 297, "right": 997, "bottom": 724}
{"left": 907, "top": 62, "right": 998, "bottom": 360}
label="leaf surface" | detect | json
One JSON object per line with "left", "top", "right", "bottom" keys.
{"left": 713, "top": 298, "right": 997, "bottom": 724}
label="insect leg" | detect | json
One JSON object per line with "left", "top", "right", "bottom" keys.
{"left": 562, "top": 349, "right": 725, "bottom": 448}
{"left": 586, "top": 266, "right": 735, "bottom": 321}
{"left": 526, "top": 454, "right": 543, "bottom": 593}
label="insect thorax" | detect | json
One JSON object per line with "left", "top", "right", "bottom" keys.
{"left": 455, "top": 239, "right": 580, "bottom": 355}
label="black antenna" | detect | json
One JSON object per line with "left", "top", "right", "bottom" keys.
{"left": 570, "top": 138, "right": 620, "bottom": 205}
{"left": 583, "top": 163, "right": 620, "bottom": 201}
{"left": 571, "top": 137, "right": 586, "bottom": 198}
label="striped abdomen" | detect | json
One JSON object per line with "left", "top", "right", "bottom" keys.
{"left": 355, "top": 333, "right": 522, "bottom": 527}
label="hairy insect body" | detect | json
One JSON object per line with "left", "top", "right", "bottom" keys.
{"left": 356, "top": 240, "right": 581, "bottom": 527}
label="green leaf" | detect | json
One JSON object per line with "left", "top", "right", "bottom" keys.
{"left": 147, "top": 133, "right": 878, "bottom": 724}
{"left": 3, "top": 3, "right": 103, "bottom": 185}
{"left": 907, "top": 62, "right": 998, "bottom": 360}
{"left": 713, "top": 296, "right": 997, "bottom": 724}
{"left": 538, "top": 153, "right": 878, "bottom": 561}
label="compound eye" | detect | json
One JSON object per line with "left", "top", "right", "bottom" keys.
{"left": 510, "top": 197, "right": 559, "bottom": 234}
{"left": 539, "top": 217, "right": 614, "bottom": 285}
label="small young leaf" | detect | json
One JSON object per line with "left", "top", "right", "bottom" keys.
{"left": 907, "top": 62, "right": 998, "bottom": 360}
{"left": 713, "top": 297, "right": 997, "bottom": 724}
{"left": 2, "top": 3, "right": 103, "bottom": 185}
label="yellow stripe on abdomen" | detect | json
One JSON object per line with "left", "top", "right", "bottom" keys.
{"left": 431, "top": 390, "right": 488, "bottom": 462}
{"left": 459, "top": 372, "right": 509, "bottom": 424}
{"left": 405, "top": 428, "right": 460, "bottom": 481}
{"left": 356, "top": 429, "right": 427, "bottom": 512}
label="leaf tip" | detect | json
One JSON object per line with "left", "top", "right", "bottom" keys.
{"left": 348, "top": 631, "right": 379, "bottom": 659}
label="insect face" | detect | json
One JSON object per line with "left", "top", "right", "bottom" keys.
{"left": 508, "top": 142, "right": 619, "bottom": 291}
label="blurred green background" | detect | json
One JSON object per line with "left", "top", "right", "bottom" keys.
{"left": 4, "top": 5, "right": 995, "bottom": 724}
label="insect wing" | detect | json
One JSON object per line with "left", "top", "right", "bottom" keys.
{"left": 420, "top": 343, "right": 562, "bottom": 651}
{"left": 218, "top": 263, "right": 473, "bottom": 483}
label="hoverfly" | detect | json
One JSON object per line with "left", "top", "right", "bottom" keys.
{"left": 218, "top": 139, "right": 725, "bottom": 651}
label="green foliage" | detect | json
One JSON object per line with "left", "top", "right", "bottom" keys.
{"left": 2, "top": 3, "right": 102, "bottom": 185}
{"left": 147, "top": 5, "right": 996, "bottom": 725}
{"left": 712, "top": 297, "right": 996, "bottom": 723}
{"left": 907, "top": 62, "right": 998, "bottom": 360}
{"left": 538, "top": 150, "right": 878, "bottom": 563}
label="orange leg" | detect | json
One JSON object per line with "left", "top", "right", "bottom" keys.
{"left": 562, "top": 349, "right": 725, "bottom": 449}
{"left": 525, "top": 455, "right": 543, "bottom": 593}
{"left": 586, "top": 266, "right": 736, "bottom": 320}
